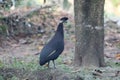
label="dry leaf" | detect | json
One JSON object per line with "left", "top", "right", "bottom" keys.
{"left": 115, "top": 54, "right": 120, "bottom": 60}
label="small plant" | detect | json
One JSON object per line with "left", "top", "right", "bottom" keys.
{"left": 0, "top": 25, "right": 7, "bottom": 35}
{"left": 116, "top": 42, "right": 120, "bottom": 49}
{"left": 0, "top": 60, "right": 4, "bottom": 68}
{"left": 11, "top": 76, "right": 19, "bottom": 80}
{"left": 0, "top": 75, "right": 4, "bottom": 80}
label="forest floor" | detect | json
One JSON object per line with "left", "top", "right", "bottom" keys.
{"left": 0, "top": 7, "right": 120, "bottom": 80}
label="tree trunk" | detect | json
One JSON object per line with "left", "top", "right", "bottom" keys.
{"left": 74, "top": 0, "right": 105, "bottom": 67}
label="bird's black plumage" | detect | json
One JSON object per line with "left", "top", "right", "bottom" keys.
{"left": 39, "top": 17, "right": 68, "bottom": 68}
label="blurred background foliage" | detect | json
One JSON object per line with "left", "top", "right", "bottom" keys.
{"left": 105, "top": 0, "right": 120, "bottom": 17}
{"left": 0, "top": 0, "right": 120, "bottom": 16}
{"left": 0, "top": 0, "right": 120, "bottom": 36}
{"left": 0, "top": 0, "right": 120, "bottom": 15}
{"left": 111, "top": 0, "right": 120, "bottom": 6}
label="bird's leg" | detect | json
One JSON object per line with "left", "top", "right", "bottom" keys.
{"left": 52, "top": 60, "right": 56, "bottom": 69}
{"left": 48, "top": 61, "right": 50, "bottom": 68}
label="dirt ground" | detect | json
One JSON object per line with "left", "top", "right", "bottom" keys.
{"left": 0, "top": 8, "right": 120, "bottom": 80}
{"left": 0, "top": 20, "right": 120, "bottom": 80}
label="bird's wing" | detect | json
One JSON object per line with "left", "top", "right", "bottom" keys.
{"left": 40, "top": 35, "right": 63, "bottom": 59}
{"left": 40, "top": 42, "right": 57, "bottom": 58}
{"left": 47, "top": 50, "right": 56, "bottom": 57}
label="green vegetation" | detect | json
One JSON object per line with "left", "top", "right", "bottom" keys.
{"left": 0, "top": 75, "right": 4, "bottom": 80}
{"left": 63, "top": 0, "right": 71, "bottom": 10}
{"left": 116, "top": 42, "right": 120, "bottom": 49}
{"left": 0, "top": 25, "right": 7, "bottom": 35}
{"left": 1, "top": 57, "right": 41, "bottom": 71}
{"left": 11, "top": 76, "right": 19, "bottom": 80}
{"left": 111, "top": 0, "right": 120, "bottom": 7}
{"left": 106, "top": 59, "right": 120, "bottom": 68}
{"left": 0, "top": 55, "right": 120, "bottom": 80}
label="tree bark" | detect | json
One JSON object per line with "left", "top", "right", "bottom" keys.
{"left": 74, "top": 0, "right": 105, "bottom": 67}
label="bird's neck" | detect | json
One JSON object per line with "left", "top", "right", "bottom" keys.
{"left": 56, "top": 22, "right": 64, "bottom": 37}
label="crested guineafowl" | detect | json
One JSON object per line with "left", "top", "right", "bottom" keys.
{"left": 39, "top": 17, "right": 68, "bottom": 68}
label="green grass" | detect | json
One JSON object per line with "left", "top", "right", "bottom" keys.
{"left": 106, "top": 60, "right": 120, "bottom": 68}
{"left": 116, "top": 42, "right": 120, "bottom": 49}
{"left": 0, "top": 25, "right": 7, "bottom": 35}
{"left": 0, "top": 55, "right": 120, "bottom": 80}
{"left": 11, "top": 76, "right": 19, "bottom": 80}
{"left": 0, "top": 56, "right": 43, "bottom": 71}
{"left": 0, "top": 75, "right": 4, "bottom": 80}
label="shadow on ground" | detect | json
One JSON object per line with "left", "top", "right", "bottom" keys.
{"left": 0, "top": 68, "right": 83, "bottom": 80}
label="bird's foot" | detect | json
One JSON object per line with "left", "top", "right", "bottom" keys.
{"left": 53, "top": 66, "right": 56, "bottom": 69}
